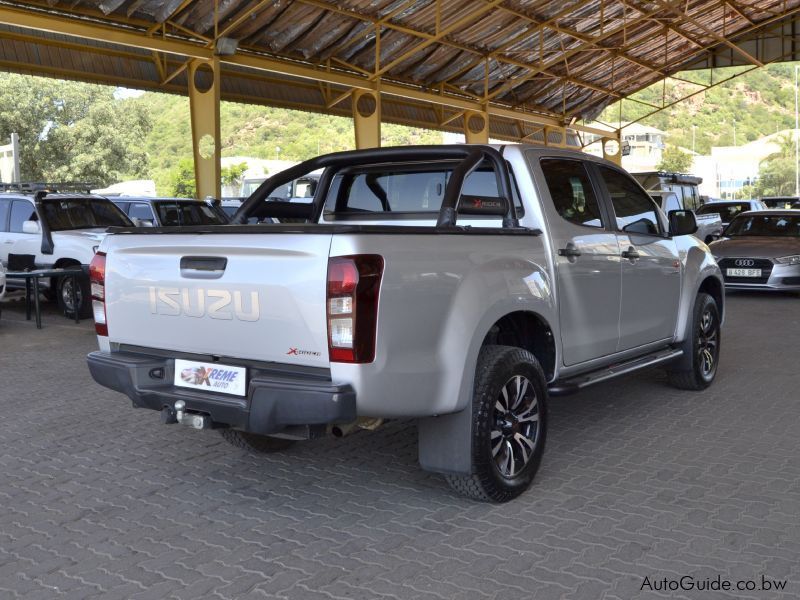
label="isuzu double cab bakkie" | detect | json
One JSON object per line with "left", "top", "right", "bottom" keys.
{"left": 87, "top": 145, "right": 724, "bottom": 502}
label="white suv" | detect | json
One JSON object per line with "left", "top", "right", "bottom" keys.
{"left": 0, "top": 193, "right": 132, "bottom": 318}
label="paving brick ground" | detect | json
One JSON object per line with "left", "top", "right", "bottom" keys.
{"left": 0, "top": 290, "right": 798, "bottom": 599}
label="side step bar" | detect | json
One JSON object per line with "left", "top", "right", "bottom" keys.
{"left": 548, "top": 348, "right": 683, "bottom": 396}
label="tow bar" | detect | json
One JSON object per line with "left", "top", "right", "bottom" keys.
{"left": 162, "top": 400, "right": 211, "bottom": 430}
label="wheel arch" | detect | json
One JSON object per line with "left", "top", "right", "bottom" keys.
{"left": 53, "top": 257, "right": 81, "bottom": 268}
{"left": 50, "top": 257, "right": 83, "bottom": 290}
{"left": 480, "top": 310, "right": 556, "bottom": 382}
{"left": 698, "top": 275, "right": 724, "bottom": 323}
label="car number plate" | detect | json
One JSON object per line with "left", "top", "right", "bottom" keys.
{"left": 726, "top": 268, "right": 761, "bottom": 277}
{"left": 174, "top": 359, "right": 247, "bottom": 396}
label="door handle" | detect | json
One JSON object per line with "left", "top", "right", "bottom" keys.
{"left": 621, "top": 247, "right": 640, "bottom": 261}
{"left": 558, "top": 244, "right": 582, "bottom": 258}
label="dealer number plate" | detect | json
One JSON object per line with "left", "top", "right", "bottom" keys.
{"left": 174, "top": 359, "right": 247, "bottom": 396}
{"left": 726, "top": 268, "right": 761, "bottom": 278}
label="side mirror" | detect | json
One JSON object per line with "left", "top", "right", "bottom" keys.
{"left": 22, "top": 220, "right": 41, "bottom": 234}
{"left": 668, "top": 209, "right": 697, "bottom": 236}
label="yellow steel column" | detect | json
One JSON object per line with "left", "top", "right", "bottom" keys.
{"left": 464, "top": 110, "right": 489, "bottom": 144}
{"left": 602, "top": 129, "right": 623, "bottom": 166}
{"left": 353, "top": 89, "right": 381, "bottom": 149}
{"left": 188, "top": 57, "right": 221, "bottom": 199}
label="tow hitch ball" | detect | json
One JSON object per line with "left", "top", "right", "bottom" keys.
{"left": 161, "top": 400, "right": 211, "bottom": 430}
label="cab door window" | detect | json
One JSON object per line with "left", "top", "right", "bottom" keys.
{"left": 539, "top": 159, "right": 604, "bottom": 228}
{"left": 598, "top": 167, "right": 662, "bottom": 236}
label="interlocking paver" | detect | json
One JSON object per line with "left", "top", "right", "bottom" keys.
{"left": 1, "top": 291, "right": 799, "bottom": 598}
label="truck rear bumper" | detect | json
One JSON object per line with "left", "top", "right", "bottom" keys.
{"left": 87, "top": 351, "right": 356, "bottom": 436}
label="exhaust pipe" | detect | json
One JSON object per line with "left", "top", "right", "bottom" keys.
{"left": 330, "top": 417, "right": 384, "bottom": 438}
{"left": 331, "top": 421, "right": 358, "bottom": 438}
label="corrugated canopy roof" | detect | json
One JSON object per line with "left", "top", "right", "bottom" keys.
{"left": 1, "top": 0, "right": 800, "bottom": 142}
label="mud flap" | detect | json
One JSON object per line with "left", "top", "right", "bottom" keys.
{"left": 417, "top": 406, "right": 473, "bottom": 476}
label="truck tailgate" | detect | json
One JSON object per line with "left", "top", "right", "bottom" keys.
{"left": 103, "top": 233, "right": 333, "bottom": 367}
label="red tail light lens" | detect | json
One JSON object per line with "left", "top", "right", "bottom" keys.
{"left": 89, "top": 252, "right": 107, "bottom": 336}
{"left": 326, "top": 255, "right": 383, "bottom": 363}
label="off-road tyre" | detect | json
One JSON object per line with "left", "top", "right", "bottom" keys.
{"left": 446, "top": 345, "right": 548, "bottom": 503}
{"left": 667, "top": 292, "right": 721, "bottom": 391}
{"left": 219, "top": 429, "right": 296, "bottom": 453}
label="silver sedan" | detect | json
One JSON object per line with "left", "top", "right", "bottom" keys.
{"left": 709, "top": 210, "right": 800, "bottom": 291}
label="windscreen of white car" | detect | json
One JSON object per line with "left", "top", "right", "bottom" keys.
{"left": 39, "top": 198, "right": 133, "bottom": 230}
{"left": 726, "top": 214, "right": 800, "bottom": 237}
{"left": 154, "top": 202, "right": 229, "bottom": 226}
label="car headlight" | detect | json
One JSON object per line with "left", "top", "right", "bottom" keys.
{"left": 775, "top": 255, "right": 800, "bottom": 265}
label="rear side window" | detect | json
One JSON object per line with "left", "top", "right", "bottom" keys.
{"left": 323, "top": 164, "right": 523, "bottom": 218}
{"left": 10, "top": 200, "right": 36, "bottom": 233}
{"left": 539, "top": 159, "right": 603, "bottom": 228}
{"left": 0, "top": 200, "right": 9, "bottom": 232}
{"left": 682, "top": 185, "right": 700, "bottom": 210}
{"left": 598, "top": 166, "right": 662, "bottom": 236}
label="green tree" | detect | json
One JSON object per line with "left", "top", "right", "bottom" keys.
{"left": 169, "top": 158, "right": 196, "bottom": 197}
{"left": 755, "top": 134, "right": 797, "bottom": 197}
{"left": 221, "top": 162, "right": 247, "bottom": 188}
{"left": 0, "top": 73, "right": 151, "bottom": 185}
{"left": 658, "top": 146, "right": 693, "bottom": 172}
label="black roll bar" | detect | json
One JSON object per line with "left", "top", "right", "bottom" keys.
{"left": 231, "top": 145, "right": 519, "bottom": 228}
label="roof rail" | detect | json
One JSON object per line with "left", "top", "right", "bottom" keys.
{"left": 0, "top": 182, "right": 95, "bottom": 194}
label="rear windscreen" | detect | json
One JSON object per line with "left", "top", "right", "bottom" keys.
{"left": 155, "top": 202, "right": 229, "bottom": 226}
{"left": 322, "top": 163, "right": 523, "bottom": 217}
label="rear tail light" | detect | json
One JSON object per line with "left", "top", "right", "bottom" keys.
{"left": 89, "top": 252, "right": 107, "bottom": 336}
{"left": 326, "top": 255, "right": 383, "bottom": 363}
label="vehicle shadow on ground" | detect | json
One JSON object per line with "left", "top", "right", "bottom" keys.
{"left": 150, "top": 364, "right": 694, "bottom": 509}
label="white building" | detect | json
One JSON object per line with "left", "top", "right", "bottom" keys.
{"left": 620, "top": 122, "right": 667, "bottom": 172}
{"left": 695, "top": 131, "right": 790, "bottom": 199}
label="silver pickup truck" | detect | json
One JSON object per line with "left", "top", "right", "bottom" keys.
{"left": 87, "top": 145, "right": 724, "bottom": 502}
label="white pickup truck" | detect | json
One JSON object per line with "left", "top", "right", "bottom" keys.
{"left": 87, "top": 145, "right": 724, "bottom": 502}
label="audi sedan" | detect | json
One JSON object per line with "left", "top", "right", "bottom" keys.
{"left": 709, "top": 210, "right": 800, "bottom": 291}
